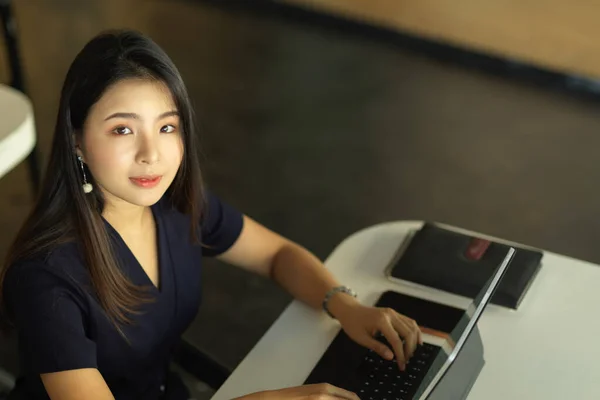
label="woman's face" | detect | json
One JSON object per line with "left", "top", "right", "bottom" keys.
{"left": 77, "top": 78, "right": 184, "bottom": 209}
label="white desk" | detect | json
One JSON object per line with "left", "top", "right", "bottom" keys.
{"left": 212, "top": 221, "right": 600, "bottom": 400}
{"left": 0, "top": 84, "right": 36, "bottom": 179}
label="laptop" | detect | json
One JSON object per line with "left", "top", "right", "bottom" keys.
{"left": 305, "top": 247, "right": 516, "bottom": 400}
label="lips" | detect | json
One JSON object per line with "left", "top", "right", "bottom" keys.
{"left": 129, "top": 175, "right": 162, "bottom": 188}
{"left": 131, "top": 175, "right": 161, "bottom": 180}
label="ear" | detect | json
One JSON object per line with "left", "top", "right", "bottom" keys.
{"left": 72, "top": 133, "right": 85, "bottom": 161}
{"left": 75, "top": 149, "right": 85, "bottom": 162}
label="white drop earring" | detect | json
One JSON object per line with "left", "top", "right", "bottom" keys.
{"left": 77, "top": 155, "right": 93, "bottom": 193}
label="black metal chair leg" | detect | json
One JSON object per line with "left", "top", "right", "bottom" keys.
{"left": 26, "top": 149, "right": 41, "bottom": 194}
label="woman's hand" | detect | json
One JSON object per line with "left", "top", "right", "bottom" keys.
{"left": 332, "top": 298, "right": 423, "bottom": 371}
{"left": 234, "top": 383, "right": 360, "bottom": 399}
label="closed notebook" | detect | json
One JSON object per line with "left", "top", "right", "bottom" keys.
{"left": 388, "top": 223, "right": 543, "bottom": 309}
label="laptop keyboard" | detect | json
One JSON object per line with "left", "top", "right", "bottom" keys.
{"left": 350, "top": 342, "right": 441, "bottom": 400}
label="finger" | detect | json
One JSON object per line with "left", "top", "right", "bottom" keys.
{"left": 407, "top": 317, "right": 423, "bottom": 347}
{"left": 362, "top": 335, "right": 394, "bottom": 360}
{"left": 410, "top": 317, "right": 423, "bottom": 350}
{"left": 392, "top": 315, "right": 420, "bottom": 360}
{"left": 379, "top": 321, "right": 407, "bottom": 370}
{"left": 314, "top": 382, "right": 360, "bottom": 400}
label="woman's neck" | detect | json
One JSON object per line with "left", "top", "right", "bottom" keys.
{"left": 102, "top": 199, "right": 153, "bottom": 235}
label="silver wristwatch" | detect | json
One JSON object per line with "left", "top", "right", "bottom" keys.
{"left": 322, "top": 286, "right": 357, "bottom": 319}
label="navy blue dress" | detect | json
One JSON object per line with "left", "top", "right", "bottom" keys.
{"left": 3, "top": 192, "right": 244, "bottom": 399}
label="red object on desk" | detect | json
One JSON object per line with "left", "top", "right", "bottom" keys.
{"left": 465, "top": 238, "right": 491, "bottom": 260}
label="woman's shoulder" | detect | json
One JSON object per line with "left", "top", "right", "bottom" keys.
{"left": 5, "top": 241, "right": 90, "bottom": 292}
{"left": 2, "top": 244, "right": 93, "bottom": 333}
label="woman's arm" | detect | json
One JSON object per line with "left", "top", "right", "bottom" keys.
{"left": 217, "top": 215, "right": 422, "bottom": 369}
{"left": 41, "top": 369, "right": 114, "bottom": 400}
{"left": 217, "top": 215, "right": 360, "bottom": 318}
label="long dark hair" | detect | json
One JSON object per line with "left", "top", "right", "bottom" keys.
{"left": 0, "top": 29, "right": 204, "bottom": 331}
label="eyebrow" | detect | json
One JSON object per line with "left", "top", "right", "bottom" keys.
{"left": 104, "top": 110, "right": 179, "bottom": 121}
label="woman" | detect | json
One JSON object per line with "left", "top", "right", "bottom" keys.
{"left": 0, "top": 30, "right": 421, "bottom": 400}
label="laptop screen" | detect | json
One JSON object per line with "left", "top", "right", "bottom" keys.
{"left": 413, "top": 247, "right": 515, "bottom": 399}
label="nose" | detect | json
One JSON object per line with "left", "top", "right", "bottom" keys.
{"left": 136, "top": 132, "right": 160, "bottom": 165}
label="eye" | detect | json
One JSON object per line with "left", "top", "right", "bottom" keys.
{"left": 160, "top": 124, "right": 177, "bottom": 133}
{"left": 112, "top": 126, "right": 132, "bottom": 135}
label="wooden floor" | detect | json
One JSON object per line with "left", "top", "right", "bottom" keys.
{"left": 278, "top": 0, "right": 600, "bottom": 79}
